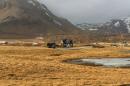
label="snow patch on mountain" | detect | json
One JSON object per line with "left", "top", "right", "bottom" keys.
{"left": 45, "top": 12, "right": 50, "bottom": 17}
{"left": 28, "top": 0, "right": 36, "bottom": 6}
{"left": 40, "top": 5, "right": 47, "bottom": 10}
{"left": 114, "top": 21, "right": 120, "bottom": 27}
{"left": 76, "top": 23, "right": 99, "bottom": 31}
{"left": 53, "top": 20, "right": 62, "bottom": 26}
{"left": 89, "top": 28, "right": 98, "bottom": 31}
{"left": 28, "top": 0, "right": 48, "bottom": 11}
{"left": 124, "top": 17, "right": 130, "bottom": 33}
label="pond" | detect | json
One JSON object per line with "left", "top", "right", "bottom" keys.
{"left": 65, "top": 58, "right": 130, "bottom": 68}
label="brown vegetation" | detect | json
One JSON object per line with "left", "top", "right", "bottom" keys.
{"left": 0, "top": 45, "right": 130, "bottom": 86}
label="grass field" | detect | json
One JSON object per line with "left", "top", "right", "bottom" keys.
{"left": 0, "top": 45, "right": 130, "bottom": 86}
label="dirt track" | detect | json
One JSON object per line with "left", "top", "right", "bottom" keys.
{"left": 0, "top": 46, "right": 130, "bottom": 86}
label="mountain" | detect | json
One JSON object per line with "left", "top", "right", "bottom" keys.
{"left": 76, "top": 23, "right": 99, "bottom": 31}
{"left": 0, "top": 0, "right": 79, "bottom": 38}
{"left": 124, "top": 17, "right": 130, "bottom": 33}
{"left": 98, "top": 19, "right": 128, "bottom": 35}
{"left": 76, "top": 17, "right": 130, "bottom": 42}
{"left": 76, "top": 17, "right": 130, "bottom": 35}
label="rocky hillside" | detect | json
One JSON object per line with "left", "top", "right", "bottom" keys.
{"left": 0, "top": 0, "right": 79, "bottom": 38}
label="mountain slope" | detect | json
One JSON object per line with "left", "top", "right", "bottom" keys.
{"left": 0, "top": 0, "right": 79, "bottom": 38}
{"left": 76, "top": 17, "right": 130, "bottom": 35}
{"left": 76, "top": 18, "right": 130, "bottom": 42}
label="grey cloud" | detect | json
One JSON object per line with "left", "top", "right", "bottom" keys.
{"left": 38, "top": 0, "right": 130, "bottom": 24}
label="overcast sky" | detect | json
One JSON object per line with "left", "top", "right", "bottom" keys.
{"left": 39, "top": 0, "right": 130, "bottom": 24}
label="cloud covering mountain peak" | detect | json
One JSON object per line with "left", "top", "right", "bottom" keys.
{"left": 38, "top": 0, "right": 130, "bottom": 24}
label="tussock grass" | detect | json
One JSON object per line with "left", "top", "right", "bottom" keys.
{"left": 0, "top": 46, "right": 130, "bottom": 85}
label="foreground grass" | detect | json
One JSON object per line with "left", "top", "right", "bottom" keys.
{"left": 0, "top": 46, "right": 130, "bottom": 86}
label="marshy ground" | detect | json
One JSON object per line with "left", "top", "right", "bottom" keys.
{"left": 0, "top": 45, "right": 130, "bottom": 86}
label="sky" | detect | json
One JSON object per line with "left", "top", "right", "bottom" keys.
{"left": 38, "top": 0, "right": 130, "bottom": 24}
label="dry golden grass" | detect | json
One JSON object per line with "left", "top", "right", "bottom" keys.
{"left": 0, "top": 45, "right": 130, "bottom": 86}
